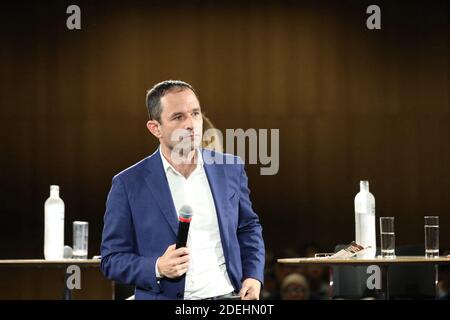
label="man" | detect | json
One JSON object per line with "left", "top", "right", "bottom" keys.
{"left": 100, "top": 80, "right": 265, "bottom": 300}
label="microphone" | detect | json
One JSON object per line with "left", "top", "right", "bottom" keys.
{"left": 176, "top": 205, "right": 193, "bottom": 249}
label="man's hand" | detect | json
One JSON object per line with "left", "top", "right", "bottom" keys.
{"left": 239, "top": 278, "right": 261, "bottom": 300}
{"left": 157, "top": 244, "right": 190, "bottom": 278}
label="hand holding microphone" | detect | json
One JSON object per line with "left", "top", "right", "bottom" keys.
{"left": 157, "top": 205, "right": 193, "bottom": 279}
{"left": 157, "top": 244, "right": 190, "bottom": 278}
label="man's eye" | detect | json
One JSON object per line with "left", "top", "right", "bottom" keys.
{"left": 174, "top": 116, "right": 182, "bottom": 120}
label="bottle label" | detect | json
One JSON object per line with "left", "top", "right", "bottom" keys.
{"left": 355, "top": 212, "right": 376, "bottom": 248}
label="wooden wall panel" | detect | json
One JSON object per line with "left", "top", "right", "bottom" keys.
{"left": 0, "top": 0, "right": 448, "bottom": 262}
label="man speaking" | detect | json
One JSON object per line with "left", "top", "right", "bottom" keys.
{"left": 100, "top": 80, "right": 265, "bottom": 300}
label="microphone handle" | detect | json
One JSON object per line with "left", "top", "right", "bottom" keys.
{"left": 176, "top": 221, "right": 190, "bottom": 249}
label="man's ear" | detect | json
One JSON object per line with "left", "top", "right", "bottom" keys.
{"left": 146, "top": 120, "right": 162, "bottom": 139}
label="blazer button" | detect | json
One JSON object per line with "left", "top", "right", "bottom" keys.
{"left": 176, "top": 293, "right": 183, "bottom": 298}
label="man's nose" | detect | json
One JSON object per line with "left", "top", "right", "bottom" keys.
{"left": 183, "top": 115, "right": 194, "bottom": 131}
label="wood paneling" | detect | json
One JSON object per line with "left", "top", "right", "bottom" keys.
{"left": 0, "top": 0, "right": 448, "bottom": 263}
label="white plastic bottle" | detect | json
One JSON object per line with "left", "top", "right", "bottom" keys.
{"left": 354, "top": 180, "right": 376, "bottom": 258}
{"left": 44, "top": 185, "right": 65, "bottom": 260}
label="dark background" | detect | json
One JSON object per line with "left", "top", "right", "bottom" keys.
{"left": 0, "top": 0, "right": 448, "bottom": 260}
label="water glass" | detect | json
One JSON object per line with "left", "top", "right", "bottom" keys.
{"left": 380, "top": 217, "right": 395, "bottom": 258}
{"left": 424, "top": 216, "right": 439, "bottom": 258}
{"left": 73, "top": 221, "right": 89, "bottom": 259}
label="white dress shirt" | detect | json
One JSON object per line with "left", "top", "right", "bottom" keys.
{"left": 155, "top": 147, "right": 235, "bottom": 299}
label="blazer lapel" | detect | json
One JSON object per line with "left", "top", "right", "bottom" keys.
{"left": 203, "top": 150, "right": 231, "bottom": 258}
{"left": 144, "top": 151, "right": 179, "bottom": 236}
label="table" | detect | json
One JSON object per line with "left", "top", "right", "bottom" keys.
{"left": 0, "top": 259, "right": 101, "bottom": 267}
{"left": 277, "top": 256, "right": 450, "bottom": 299}
{"left": 0, "top": 259, "right": 110, "bottom": 300}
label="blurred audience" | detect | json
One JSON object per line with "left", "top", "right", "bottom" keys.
{"left": 262, "top": 245, "right": 330, "bottom": 300}
{"left": 280, "top": 273, "right": 310, "bottom": 300}
{"left": 301, "top": 243, "right": 330, "bottom": 300}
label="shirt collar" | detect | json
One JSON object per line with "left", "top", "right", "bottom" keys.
{"left": 159, "top": 146, "right": 204, "bottom": 174}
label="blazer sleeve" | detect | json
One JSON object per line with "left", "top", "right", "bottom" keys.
{"left": 236, "top": 162, "right": 265, "bottom": 285}
{"left": 100, "top": 176, "right": 161, "bottom": 292}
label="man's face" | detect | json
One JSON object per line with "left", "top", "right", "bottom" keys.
{"left": 156, "top": 88, "right": 203, "bottom": 153}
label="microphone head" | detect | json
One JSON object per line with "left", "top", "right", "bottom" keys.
{"left": 179, "top": 205, "right": 193, "bottom": 222}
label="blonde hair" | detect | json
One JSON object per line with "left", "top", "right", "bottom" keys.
{"left": 202, "top": 114, "right": 223, "bottom": 153}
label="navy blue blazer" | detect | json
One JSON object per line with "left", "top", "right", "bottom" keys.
{"left": 100, "top": 148, "right": 265, "bottom": 300}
